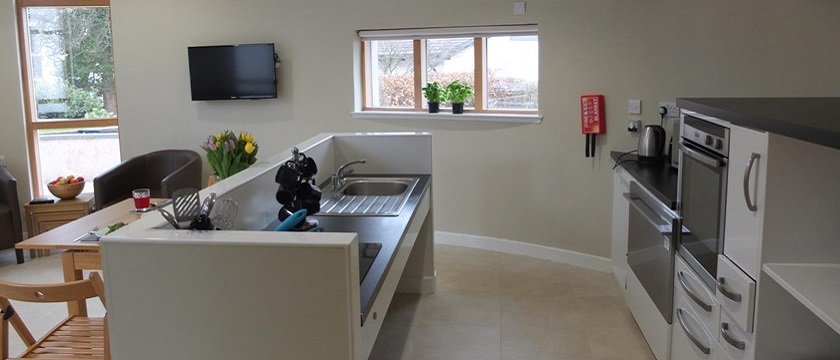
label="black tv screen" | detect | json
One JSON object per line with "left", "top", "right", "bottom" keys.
{"left": 188, "top": 43, "right": 277, "bottom": 100}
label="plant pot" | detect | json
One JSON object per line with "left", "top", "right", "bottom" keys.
{"left": 428, "top": 102, "right": 440, "bottom": 113}
{"left": 452, "top": 103, "right": 465, "bottom": 114}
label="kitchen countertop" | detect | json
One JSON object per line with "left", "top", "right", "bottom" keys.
{"left": 762, "top": 263, "right": 840, "bottom": 335}
{"left": 677, "top": 98, "right": 840, "bottom": 150}
{"left": 267, "top": 174, "right": 431, "bottom": 324}
{"left": 611, "top": 151, "right": 678, "bottom": 210}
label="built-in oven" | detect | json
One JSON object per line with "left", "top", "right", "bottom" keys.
{"left": 677, "top": 114, "right": 730, "bottom": 290}
{"left": 625, "top": 182, "right": 681, "bottom": 324}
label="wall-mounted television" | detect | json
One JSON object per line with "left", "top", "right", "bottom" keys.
{"left": 188, "top": 43, "right": 277, "bottom": 101}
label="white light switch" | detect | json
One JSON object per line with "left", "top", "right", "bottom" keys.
{"left": 0, "top": 155, "right": 5, "bottom": 167}
{"left": 628, "top": 99, "right": 642, "bottom": 115}
{"left": 513, "top": 2, "right": 526, "bottom": 15}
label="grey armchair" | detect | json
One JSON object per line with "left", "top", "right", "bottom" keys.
{"left": 93, "top": 149, "right": 202, "bottom": 210}
{"left": 0, "top": 165, "right": 25, "bottom": 264}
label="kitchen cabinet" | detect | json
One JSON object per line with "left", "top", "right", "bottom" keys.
{"left": 678, "top": 98, "right": 840, "bottom": 360}
{"left": 671, "top": 255, "right": 722, "bottom": 360}
{"left": 675, "top": 255, "right": 719, "bottom": 335}
{"left": 723, "top": 126, "right": 767, "bottom": 280}
{"left": 611, "top": 166, "right": 632, "bottom": 291}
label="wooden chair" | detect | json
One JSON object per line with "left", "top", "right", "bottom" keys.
{"left": 0, "top": 273, "right": 108, "bottom": 360}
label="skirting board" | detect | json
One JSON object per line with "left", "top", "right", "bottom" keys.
{"left": 435, "top": 231, "right": 611, "bottom": 273}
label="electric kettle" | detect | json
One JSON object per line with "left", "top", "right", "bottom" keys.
{"left": 638, "top": 125, "right": 666, "bottom": 159}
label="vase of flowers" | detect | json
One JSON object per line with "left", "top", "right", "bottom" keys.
{"left": 200, "top": 130, "right": 259, "bottom": 179}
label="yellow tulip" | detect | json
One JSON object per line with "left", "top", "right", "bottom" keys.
{"left": 245, "top": 142, "right": 255, "bottom": 154}
{"left": 215, "top": 141, "right": 221, "bottom": 149}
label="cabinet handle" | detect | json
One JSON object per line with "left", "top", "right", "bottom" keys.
{"left": 676, "top": 308, "right": 711, "bottom": 354}
{"left": 678, "top": 271, "right": 713, "bottom": 312}
{"left": 717, "top": 277, "right": 742, "bottom": 302}
{"left": 721, "top": 322, "right": 746, "bottom": 350}
{"left": 743, "top": 153, "right": 760, "bottom": 212}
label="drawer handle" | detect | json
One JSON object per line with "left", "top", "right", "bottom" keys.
{"left": 721, "top": 322, "right": 746, "bottom": 350}
{"left": 678, "top": 271, "right": 713, "bottom": 312}
{"left": 677, "top": 308, "right": 711, "bottom": 354}
{"left": 718, "top": 277, "right": 742, "bottom": 302}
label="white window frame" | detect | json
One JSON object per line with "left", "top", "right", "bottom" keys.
{"left": 354, "top": 24, "right": 542, "bottom": 124}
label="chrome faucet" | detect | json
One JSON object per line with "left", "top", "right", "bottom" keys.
{"left": 332, "top": 159, "right": 366, "bottom": 191}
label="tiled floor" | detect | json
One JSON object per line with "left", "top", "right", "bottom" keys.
{"left": 368, "top": 244, "right": 655, "bottom": 360}
{"left": 0, "top": 245, "right": 654, "bottom": 360}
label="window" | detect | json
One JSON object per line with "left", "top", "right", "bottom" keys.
{"left": 16, "top": 0, "right": 121, "bottom": 196}
{"left": 360, "top": 25, "right": 539, "bottom": 115}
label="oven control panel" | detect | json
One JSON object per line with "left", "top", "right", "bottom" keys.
{"left": 682, "top": 115, "right": 730, "bottom": 157}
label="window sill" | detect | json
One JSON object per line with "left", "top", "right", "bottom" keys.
{"left": 351, "top": 111, "right": 542, "bottom": 124}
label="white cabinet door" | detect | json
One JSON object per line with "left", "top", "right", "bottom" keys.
{"left": 611, "top": 167, "right": 632, "bottom": 290}
{"left": 724, "top": 125, "right": 768, "bottom": 280}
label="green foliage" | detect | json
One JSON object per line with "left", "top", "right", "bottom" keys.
{"left": 65, "top": 83, "right": 105, "bottom": 118}
{"left": 421, "top": 82, "right": 447, "bottom": 103}
{"left": 445, "top": 80, "right": 474, "bottom": 104}
{"left": 59, "top": 8, "right": 114, "bottom": 92}
{"left": 84, "top": 108, "right": 116, "bottom": 119}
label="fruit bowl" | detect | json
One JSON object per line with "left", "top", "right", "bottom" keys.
{"left": 47, "top": 180, "right": 85, "bottom": 200}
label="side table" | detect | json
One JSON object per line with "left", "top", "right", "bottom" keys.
{"left": 24, "top": 193, "right": 94, "bottom": 258}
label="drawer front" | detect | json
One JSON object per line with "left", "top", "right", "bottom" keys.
{"left": 675, "top": 255, "right": 720, "bottom": 333}
{"left": 718, "top": 311, "right": 755, "bottom": 360}
{"left": 716, "top": 255, "right": 756, "bottom": 332}
{"left": 32, "top": 210, "right": 88, "bottom": 235}
{"left": 671, "top": 297, "right": 716, "bottom": 360}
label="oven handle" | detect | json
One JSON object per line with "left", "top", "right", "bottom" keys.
{"left": 623, "top": 193, "right": 673, "bottom": 234}
{"left": 680, "top": 143, "right": 726, "bottom": 168}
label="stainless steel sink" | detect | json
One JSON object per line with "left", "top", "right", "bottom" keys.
{"left": 318, "top": 177, "right": 418, "bottom": 216}
{"left": 342, "top": 181, "right": 409, "bottom": 196}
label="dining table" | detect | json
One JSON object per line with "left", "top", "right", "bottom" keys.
{"left": 16, "top": 197, "right": 166, "bottom": 315}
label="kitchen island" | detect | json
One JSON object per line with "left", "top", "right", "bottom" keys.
{"left": 100, "top": 132, "right": 435, "bottom": 360}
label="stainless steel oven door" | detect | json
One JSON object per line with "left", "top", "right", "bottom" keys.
{"left": 625, "top": 182, "right": 680, "bottom": 323}
{"left": 678, "top": 140, "right": 728, "bottom": 290}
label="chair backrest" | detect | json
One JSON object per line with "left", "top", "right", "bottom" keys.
{"left": 93, "top": 149, "right": 202, "bottom": 210}
{"left": 0, "top": 273, "right": 106, "bottom": 359}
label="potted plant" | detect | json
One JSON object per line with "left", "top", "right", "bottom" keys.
{"left": 421, "top": 82, "right": 447, "bottom": 113}
{"left": 445, "top": 80, "right": 473, "bottom": 114}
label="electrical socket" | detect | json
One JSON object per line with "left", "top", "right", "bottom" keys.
{"left": 0, "top": 155, "right": 5, "bottom": 167}
{"left": 658, "top": 101, "right": 680, "bottom": 118}
{"left": 627, "top": 119, "right": 641, "bottom": 132}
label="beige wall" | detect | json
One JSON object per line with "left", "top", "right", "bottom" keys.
{"left": 2, "top": 0, "right": 839, "bottom": 257}
{"left": 0, "top": 2, "right": 29, "bottom": 209}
